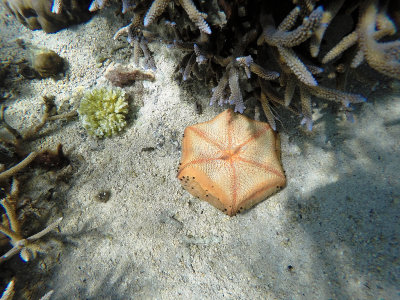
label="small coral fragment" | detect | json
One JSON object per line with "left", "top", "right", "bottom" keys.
{"left": 78, "top": 88, "right": 129, "bottom": 138}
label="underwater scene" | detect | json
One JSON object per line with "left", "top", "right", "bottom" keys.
{"left": 0, "top": 0, "right": 399, "bottom": 298}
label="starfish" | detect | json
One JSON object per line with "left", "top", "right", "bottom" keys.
{"left": 177, "top": 109, "right": 286, "bottom": 216}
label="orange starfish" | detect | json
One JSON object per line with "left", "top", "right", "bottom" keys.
{"left": 177, "top": 109, "right": 286, "bottom": 216}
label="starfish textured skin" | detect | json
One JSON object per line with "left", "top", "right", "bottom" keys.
{"left": 177, "top": 109, "right": 286, "bottom": 216}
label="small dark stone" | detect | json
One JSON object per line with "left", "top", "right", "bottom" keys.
{"left": 95, "top": 190, "right": 111, "bottom": 203}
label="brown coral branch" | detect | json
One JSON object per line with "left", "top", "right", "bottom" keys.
{"left": 228, "top": 67, "right": 245, "bottom": 113}
{"left": 262, "top": 6, "right": 323, "bottom": 48}
{"left": 278, "top": 46, "right": 317, "bottom": 86}
{"left": 0, "top": 279, "right": 15, "bottom": 300}
{"left": 300, "top": 86, "right": 313, "bottom": 131}
{"left": 210, "top": 71, "right": 228, "bottom": 107}
{"left": 144, "top": 0, "right": 171, "bottom": 26}
{"left": 277, "top": 6, "right": 301, "bottom": 32}
{"left": 259, "top": 91, "right": 276, "bottom": 131}
{"left": 89, "top": 0, "right": 110, "bottom": 12}
{"left": 321, "top": 31, "right": 358, "bottom": 64}
{"left": 310, "top": 0, "right": 345, "bottom": 57}
{"left": 358, "top": 0, "right": 400, "bottom": 80}
{"left": 0, "top": 180, "right": 63, "bottom": 264}
{"left": 178, "top": 0, "right": 211, "bottom": 34}
{"left": 304, "top": 84, "right": 366, "bottom": 106}
{"left": 51, "top": 0, "right": 62, "bottom": 14}
{"left": 236, "top": 55, "right": 280, "bottom": 80}
{"left": 0, "top": 152, "right": 39, "bottom": 181}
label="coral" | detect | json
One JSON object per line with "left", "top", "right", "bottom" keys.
{"left": 143, "top": 0, "right": 211, "bottom": 34}
{"left": 3, "top": 0, "right": 92, "bottom": 33}
{"left": 77, "top": 88, "right": 129, "bottom": 138}
{"left": 0, "top": 280, "right": 14, "bottom": 300}
{"left": 0, "top": 178, "right": 63, "bottom": 263}
{"left": 31, "top": 48, "right": 64, "bottom": 78}
{"left": 42, "top": 0, "right": 400, "bottom": 130}
{"left": 113, "top": 13, "right": 157, "bottom": 70}
{"left": 322, "top": 0, "right": 400, "bottom": 79}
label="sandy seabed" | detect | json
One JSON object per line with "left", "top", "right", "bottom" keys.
{"left": 0, "top": 3, "right": 399, "bottom": 299}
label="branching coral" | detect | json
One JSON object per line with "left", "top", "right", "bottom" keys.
{"left": 143, "top": 0, "right": 211, "bottom": 34}
{"left": 0, "top": 280, "right": 14, "bottom": 300}
{"left": 321, "top": 0, "right": 400, "bottom": 80}
{"left": 45, "top": 0, "right": 400, "bottom": 131}
{"left": 0, "top": 178, "right": 63, "bottom": 263}
{"left": 77, "top": 87, "right": 129, "bottom": 138}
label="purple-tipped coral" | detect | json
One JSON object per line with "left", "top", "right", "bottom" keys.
{"left": 42, "top": 0, "right": 400, "bottom": 131}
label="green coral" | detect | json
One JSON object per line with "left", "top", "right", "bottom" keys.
{"left": 78, "top": 87, "right": 128, "bottom": 138}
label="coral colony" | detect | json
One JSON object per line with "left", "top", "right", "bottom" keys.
{"left": 78, "top": 88, "right": 129, "bottom": 138}
{"left": 45, "top": 0, "right": 400, "bottom": 131}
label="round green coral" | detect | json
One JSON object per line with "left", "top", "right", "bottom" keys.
{"left": 78, "top": 87, "right": 128, "bottom": 138}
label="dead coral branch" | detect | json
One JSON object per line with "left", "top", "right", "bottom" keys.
{"left": 0, "top": 178, "right": 63, "bottom": 264}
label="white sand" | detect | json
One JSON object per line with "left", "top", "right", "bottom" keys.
{"left": 1, "top": 3, "right": 399, "bottom": 299}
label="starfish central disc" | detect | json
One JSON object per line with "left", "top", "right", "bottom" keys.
{"left": 177, "top": 109, "right": 286, "bottom": 216}
{"left": 220, "top": 147, "right": 240, "bottom": 160}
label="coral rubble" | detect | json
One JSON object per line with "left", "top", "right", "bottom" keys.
{"left": 0, "top": 178, "right": 63, "bottom": 264}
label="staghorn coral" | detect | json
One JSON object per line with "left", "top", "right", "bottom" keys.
{"left": 143, "top": 0, "right": 211, "bottom": 34}
{"left": 258, "top": 5, "right": 324, "bottom": 86}
{"left": 77, "top": 87, "right": 129, "bottom": 138}
{"left": 321, "top": 0, "right": 400, "bottom": 80}
{"left": 0, "top": 280, "right": 14, "bottom": 300}
{"left": 43, "top": 0, "right": 400, "bottom": 131}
